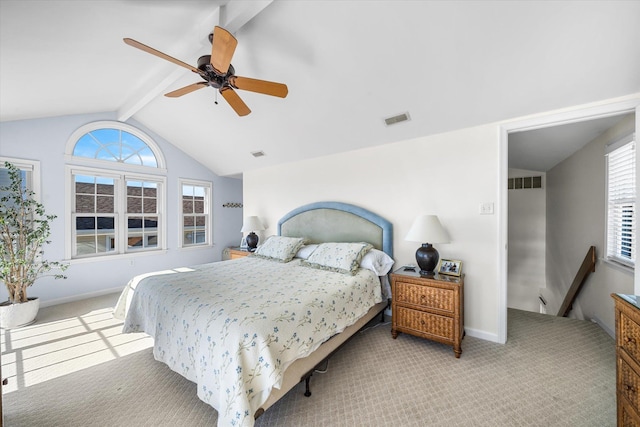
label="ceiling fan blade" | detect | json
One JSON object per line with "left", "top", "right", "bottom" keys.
{"left": 210, "top": 26, "right": 238, "bottom": 75}
{"left": 230, "top": 76, "right": 288, "bottom": 98}
{"left": 165, "top": 82, "right": 208, "bottom": 98}
{"left": 220, "top": 87, "right": 251, "bottom": 116}
{"left": 124, "top": 38, "right": 203, "bottom": 75}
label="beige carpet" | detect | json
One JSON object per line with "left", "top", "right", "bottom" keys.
{"left": 1, "top": 293, "right": 616, "bottom": 426}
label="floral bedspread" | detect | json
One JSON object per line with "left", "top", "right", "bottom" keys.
{"left": 114, "top": 256, "right": 382, "bottom": 427}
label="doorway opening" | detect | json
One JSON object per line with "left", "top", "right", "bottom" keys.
{"left": 498, "top": 98, "right": 639, "bottom": 343}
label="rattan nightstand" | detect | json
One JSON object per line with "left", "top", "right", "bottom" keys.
{"left": 223, "top": 247, "right": 252, "bottom": 260}
{"left": 391, "top": 268, "right": 464, "bottom": 358}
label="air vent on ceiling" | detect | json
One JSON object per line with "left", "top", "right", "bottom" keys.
{"left": 251, "top": 151, "right": 265, "bottom": 158}
{"left": 384, "top": 112, "right": 411, "bottom": 126}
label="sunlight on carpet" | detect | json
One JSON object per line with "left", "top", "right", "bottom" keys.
{"left": 1, "top": 294, "right": 152, "bottom": 393}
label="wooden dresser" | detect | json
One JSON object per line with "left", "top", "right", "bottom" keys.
{"left": 613, "top": 293, "right": 640, "bottom": 426}
{"left": 391, "top": 269, "right": 464, "bottom": 358}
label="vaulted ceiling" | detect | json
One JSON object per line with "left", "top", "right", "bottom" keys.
{"left": 1, "top": 1, "right": 639, "bottom": 177}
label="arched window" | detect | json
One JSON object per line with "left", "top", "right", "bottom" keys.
{"left": 73, "top": 128, "right": 158, "bottom": 167}
{"left": 65, "top": 121, "right": 167, "bottom": 259}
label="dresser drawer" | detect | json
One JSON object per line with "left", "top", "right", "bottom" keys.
{"left": 621, "top": 356, "right": 640, "bottom": 409}
{"left": 395, "top": 306, "right": 454, "bottom": 341}
{"left": 622, "top": 401, "right": 640, "bottom": 427}
{"left": 621, "top": 311, "right": 640, "bottom": 363}
{"left": 395, "top": 281, "right": 454, "bottom": 313}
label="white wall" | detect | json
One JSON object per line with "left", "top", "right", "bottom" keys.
{"left": 245, "top": 94, "right": 640, "bottom": 342}
{"left": 507, "top": 168, "right": 546, "bottom": 312}
{"left": 0, "top": 112, "right": 243, "bottom": 305}
{"left": 545, "top": 114, "right": 635, "bottom": 335}
{"left": 244, "top": 124, "right": 501, "bottom": 341}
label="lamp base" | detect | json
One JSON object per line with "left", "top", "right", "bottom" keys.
{"left": 415, "top": 243, "right": 439, "bottom": 276}
{"left": 246, "top": 232, "right": 259, "bottom": 250}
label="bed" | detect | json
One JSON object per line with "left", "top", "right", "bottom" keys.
{"left": 113, "top": 201, "right": 394, "bottom": 427}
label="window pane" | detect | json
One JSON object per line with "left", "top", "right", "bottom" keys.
{"left": 184, "top": 216, "right": 194, "bottom": 227}
{"left": 142, "top": 185, "right": 157, "bottom": 197}
{"left": 195, "top": 216, "right": 205, "bottom": 226}
{"left": 143, "top": 198, "right": 157, "bottom": 213}
{"left": 76, "top": 216, "right": 95, "bottom": 230}
{"left": 194, "top": 200, "right": 204, "bottom": 213}
{"left": 128, "top": 216, "right": 143, "bottom": 231}
{"left": 76, "top": 195, "right": 95, "bottom": 213}
{"left": 96, "top": 182, "right": 114, "bottom": 195}
{"left": 183, "top": 199, "right": 194, "bottom": 214}
{"left": 96, "top": 195, "right": 114, "bottom": 213}
{"left": 73, "top": 127, "right": 159, "bottom": 167}
{"left": 97, "top": 217, "right": 115, "bottom": 230}
{"left": 76, "top": 235, "right": 96, "bottom": 256}
{"left": 127, "top": 183, "right": 142, "bottom": 197}
{"left": 128, "top": 196, "right": 142, "bottom": 213}
{"left": 75, "top": 181, "right": 94, "bottom": 195}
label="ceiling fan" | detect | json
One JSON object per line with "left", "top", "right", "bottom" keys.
{"left": 124, "top": 26, "right": 288, "bottom": 116}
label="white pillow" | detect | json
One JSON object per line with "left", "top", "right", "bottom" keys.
{"left": 295, "top": 244, "right": 319, "bottom": 260}
{"left": 253, "top": 236, "right": 306, "bottom": 262}
{"left": 304, "top": 242, "right": 373, "bottom": 275}
{"left": 359, "top": 248, "right": 395, "bottom": 276}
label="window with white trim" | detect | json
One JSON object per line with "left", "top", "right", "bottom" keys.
{"left": 0, "top": 157, "right": 40, "bottom": 199}
{"left": 66, "top": 122, "right": 167, "bottom": 259}
{"left": 180, "top": 180, "right": 212, "bottom": 247}
{"left": 606, "top": 133, "right": 636, "bottom": 268}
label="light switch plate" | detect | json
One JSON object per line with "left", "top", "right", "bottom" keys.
{"left": 480, "top": 202, "right": 494, "bottom": 215}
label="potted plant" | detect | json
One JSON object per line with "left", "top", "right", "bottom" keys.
{"left": 0, "top": 161, "right": 67, "bottom": 328}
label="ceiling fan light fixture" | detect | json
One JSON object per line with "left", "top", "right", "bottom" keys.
{"left": 384, "top": 112, "right": 411, "bottom": 126}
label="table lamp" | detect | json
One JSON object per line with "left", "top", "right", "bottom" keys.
{"left": 241, "top": 216, "right": 265, "bottom": 250}
{"left": 405, "top": 215, "right": 450, "bottom": 276}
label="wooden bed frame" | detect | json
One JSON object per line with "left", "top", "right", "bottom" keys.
{"left": 253, "top": 201, "right": 393, "bottom": 418}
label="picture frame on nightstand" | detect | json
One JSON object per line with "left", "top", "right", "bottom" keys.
{"left": 438, "top": 259, "right": 462, "bottom": 276}
{"left": 240, "top": 236, "right": 248, "bottom": 250}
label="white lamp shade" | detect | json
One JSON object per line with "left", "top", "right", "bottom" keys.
{"left": 405, "top": 215, "right": 450, "bottom": 244}
{"left": 241, "top": 216, "right": 265, "bottom": 232}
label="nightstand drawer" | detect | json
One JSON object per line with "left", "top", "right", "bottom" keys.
{"left": 395, "top": 281, "right": 454, "bottom": 313}
{"left": 621, "top": 356, "right": 640, "bottom": 409}
{"left": 621, "top": 312, "right": 640, "bottom": 363}
{"left": 395, "top": 306, "right": 454, "bottom": 341}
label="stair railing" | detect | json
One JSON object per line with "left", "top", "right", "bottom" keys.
{"left": 557, "top": 246, "right": 596, "bottom": 317}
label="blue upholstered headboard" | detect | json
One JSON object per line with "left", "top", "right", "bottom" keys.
{"left": 277, "top": 201, "right": 393, "bottom": 258}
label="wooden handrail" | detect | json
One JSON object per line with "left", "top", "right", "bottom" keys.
{"left": 557, "top": 246, "right": 596, "bottom": 317}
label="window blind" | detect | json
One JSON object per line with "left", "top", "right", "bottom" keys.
{"left": 606, "top": 137, "right": 636, "bottom": 267}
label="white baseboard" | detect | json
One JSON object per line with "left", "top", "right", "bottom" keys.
{"left": 590, "top": 315, "right": 615, "bottom": 339}
{"left": 465, "top": 327, "right": 503, "bottom": 344}
{"left": 39, "top": 287, "right": 124, "bottom": 308}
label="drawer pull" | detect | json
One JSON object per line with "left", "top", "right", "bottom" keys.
{"left": 624, "top": 336, "right": 636, "bottom": 344}
{"left": 625, "top": 384, "right": 636, "bottom": 393}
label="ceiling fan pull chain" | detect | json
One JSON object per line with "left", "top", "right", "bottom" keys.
{"left": 214, "top": 90, "right": 219, "bottom": 105}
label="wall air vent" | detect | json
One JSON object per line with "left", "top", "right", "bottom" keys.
{"left": 508, "top": 176, "right": 543, "bottom": 190}
{"left": 384, "top": 112, "right": 411, "bottom": 126}
{"left": 251, "top": 151, "right": 265, "bottom": 158}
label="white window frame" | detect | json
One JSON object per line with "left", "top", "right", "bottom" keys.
{"left": 66, "top": 166, "right": 167, "bottom": 260}
{"left": 179, "top": 178, "right": 213, "bottom": 249}
{"left": 0, "top": 157, "right": 41, "bottom": 201}
{"left": 606, "top": 133, "right": 636, "bottom": 269}
{"left": 65, "top": 121, "right": 167, "bottom": 261}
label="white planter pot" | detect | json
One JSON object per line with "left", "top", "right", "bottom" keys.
{"left": 0, "top": 298, "right": 40, "bottom": 329}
